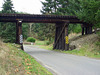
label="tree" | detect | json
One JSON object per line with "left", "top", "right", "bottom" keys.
{"left": 41, "top": 0, "right": 60, "bottom": 14}
{"left": 22, "top": 23, "right": 29, "bottom": 40}
{"left": 0, "top": 0, "right": 16, "bottom": 42}
{"left": 75, "top": 0, "right": 100, "bottom": 28}
{"left": 32, "top": 23, "right": 55, "bottom": 41}
{"left": 2, "top": 0, "right": 15, "bottom": 13}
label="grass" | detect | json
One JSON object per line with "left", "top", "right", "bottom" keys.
{"left": 59, "top": 44, "right": 100, "bottom": 58}
{"left": 0, "top": 41, "right": 52, "bottom": 75}
{"left": 35, "top": 40, "right": 53, "bottom": 50}
{"left": 35, "top": 40, "right": 48, "bottom": 45}
{"left": 39, "top": 45, "right": 53, "bottom": 50}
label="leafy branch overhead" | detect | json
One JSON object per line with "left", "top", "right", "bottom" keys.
{"left": 75, "top": 0, "right": 100, "bottom": 28}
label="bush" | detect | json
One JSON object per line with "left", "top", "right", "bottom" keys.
{"left": 27, "top": 37, "right": 36, "bottom": 43}
{"left": 95, "top": 42, "right": 100, "bottom": 46}
{"left": 46, "top": 39, "right": 54, "bottom": 45}
{"left": 73, "top": 24, "right": 82, "bottom": 33}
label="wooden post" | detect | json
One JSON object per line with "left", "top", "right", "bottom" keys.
{"left": 65, "top": 22, "right": 69, "bottom": 50}
{"left": 16, "top": 20, "right": 24, "bottom": 50}
{"left": 81, "top": 24, "right": 84, "bottom": 35}
{"left": 82, "top": 27, "right": 84, "bottom": 35}
{"left": 54, "top": 25, "right": 57, "bottom": 49}
{"left": 16, "top": 22, "right": 19, "bottom": 44}
{"left": 53, "top": 22, "right": 68, "bottom": 50}
{"left": 85, "top": 27, "right": 88, "bottom": 35}
{"left": 89, "top": 26, "right": 92, "bottom": 34}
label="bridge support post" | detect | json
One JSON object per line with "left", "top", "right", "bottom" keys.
{"left": 53, "top": 22, "right": 69, "bottom": 50}
{"left": 16, "top": 22, "right": 19, "bottom": 44}
{"left": 85, "top": 27, "right": 88, "bottom": 35}
{"left": 81, "top": 24, "right": 85, "bottom": 35}
{"left": 82, "top": 27, "right": 85, "bottom": 35}
{"left": 16, "top": 20, "right": 24, "bottom": 50}
{"left": 53, "top": 22, "right": 65, "bottom": 50}
{"left": 65, "top": 22, "right": 69, "bottom": 51}
{"left": 88, "top": 26, "right": 92, "bottom": 34}
{"left": 85, "top": 26, "right": 92, "bottom": 35}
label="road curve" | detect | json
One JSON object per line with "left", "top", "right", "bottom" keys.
{"left": 24, "top": 45, "right": 100, "bottom": 75}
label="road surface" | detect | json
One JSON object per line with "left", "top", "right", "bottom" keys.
{"left": 24, "top": 45, "right": 100, "bottom": 75}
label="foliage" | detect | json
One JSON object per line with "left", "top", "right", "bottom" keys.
{"left": 27, "top": 37, "right": 36, "bottom": 43}
{"left": 75, "top": 0, "right": 100, "bottom": 28}
{"left": 41, "top": 0, "right": 80, "bottom": 15}
{"left": 45, "top": 39, "right": 54, "bottom": 45}
{"left": 95, "top": 42, "right": 100, "bottom": 46}
{"left": 0, "top": 22, "right": 16, "bottom": 43}
{"left": 69, "top": 24, "right": 82, "bottom": 33}
{"left": 22, "top": 23, "right": 29, "bottom": 39}
{"left": 2, "top": 0, "right": 15, "bottom": 13}
{"left": 32, "top": 23, "right": 55, "bottom": 41}
{"left": 0, "top": 0, "right": 16, "bottom": 43}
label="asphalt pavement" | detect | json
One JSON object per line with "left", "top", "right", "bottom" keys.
{"left": 24, "top": 45, "right": 100, "bottom": 75}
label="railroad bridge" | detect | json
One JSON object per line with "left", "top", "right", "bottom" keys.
{"left": 0, "top": 14, "right": 93, "bottom": 50}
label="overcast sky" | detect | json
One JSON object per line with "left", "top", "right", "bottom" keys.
{"left": 0, "top": 0, "right": 45, "bottom": 14}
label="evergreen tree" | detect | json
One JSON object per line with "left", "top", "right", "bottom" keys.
{"left": 0, "top": 0, "right": 16, "bottom": 42}
{"left": 2, "top": 0, "right": 15, "bottom": 13}
{"left": 41, "top": 0, "right": 80, "bottom": 15}
{"left": 75, "top": 0, "right": 100, "bottom": 28}
{"left": 41, "top": 0, "right": 59, "bottom": 14}
{"left": 41, "top": 0, "right": 53, "bottom": 14}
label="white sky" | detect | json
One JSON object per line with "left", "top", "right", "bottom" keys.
{"left": 0, "top": 0, "right": 45, "bottom": 14}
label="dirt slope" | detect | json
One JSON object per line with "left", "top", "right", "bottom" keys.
{"left": 69, "top": 33, "right": 100, "bottom": 50}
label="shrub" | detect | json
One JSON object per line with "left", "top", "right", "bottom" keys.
{"left": 27, "top": 37, "right": 36, "bottom": 43}
{"left": 46, "top": 39, "right": 54, "bottom": 45}
{"left": 95, "top": 42, "right": 100, "bottom": 46}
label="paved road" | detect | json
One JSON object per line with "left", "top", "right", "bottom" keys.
{"left": 24, "top": 45, "right": 100, "bottom": 75}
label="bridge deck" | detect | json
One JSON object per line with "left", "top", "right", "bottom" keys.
{"left": 0, "top": 14, "right": 83, "bottom": 23}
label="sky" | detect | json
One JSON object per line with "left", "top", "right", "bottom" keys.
{"left": 0, "top": 0, "right": 45, "bottom": 14}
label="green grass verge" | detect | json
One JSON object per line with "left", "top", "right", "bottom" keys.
{"left": 6, "top": 43, "right": 53, "bottom": 75}
{"left": 59, "top": 44, "right": 100, "bottom": 58}
{"left": 39, "top": 45, "right": 53, "bottom": 50}
{"left": 35, "top": 40, "right": 53, "bottom": 50}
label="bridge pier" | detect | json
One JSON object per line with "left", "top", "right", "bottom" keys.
{"left": 81, "top": 24, "right": 85, "bottom": 35}
{"left": 82, "top": 24, "right": 93, "bottom": 35}
{"left": 16, "top": 20, "right": 24, "bottom": 50}
{"left": 85, "top": 26, "right": 92, "bottom": 35}
{"left": 65, "top": 23, "right": 69, "bottom": 50}
{"left": 53, "top": 22, "right": 69, "bottom": 50}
